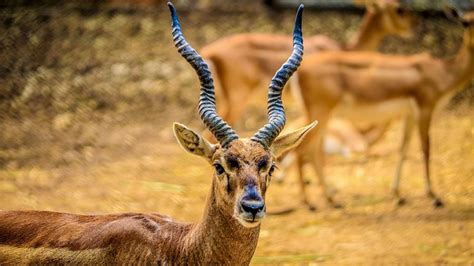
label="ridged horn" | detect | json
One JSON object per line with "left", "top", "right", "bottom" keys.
{"left": 168, "top": 2, "right": 238, "bottom": 148}
{"left": 250, "top": 4, "right": 304, "bottom": 148}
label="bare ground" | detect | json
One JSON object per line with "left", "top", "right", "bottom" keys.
{"left": 0, "top": 105, "right": 472, "bottom": 265}
{"left": 1, "top": 4, "right": 473, "bottom": 264}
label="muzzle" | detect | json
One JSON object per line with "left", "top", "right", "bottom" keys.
{"left": 238, "top": 185, "right": 265, "bottom": 224}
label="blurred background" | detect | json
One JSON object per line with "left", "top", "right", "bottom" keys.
{"left": 0, "top": 0, "right": 473, "bottom": 264}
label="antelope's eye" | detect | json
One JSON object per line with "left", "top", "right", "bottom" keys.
{"left": 257, "top": 159, "right": 268, "bottom": 172}
{"left": 268, "top": 164, "right": 276, "bottom": 176}
{"left": 226, "top": 157, "right": 239, "bottom": 170}
{"left": 213, "top": 163, "right": 225, "bottom": 175}
{"left": 396, "top": 7, "right": 404, "bottom": 14}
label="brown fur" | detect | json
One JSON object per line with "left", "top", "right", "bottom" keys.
{"left": 0, "top": 211, "right": 180, "bottom": 264}
{"left": 0, "top": 3, "right": 318, "bottom": 261}
{"left": 0, "top": 130, "right": 316, "bottom": 264}
{"left": 201, "top": 0, "right": 415, "bottom": 153}
{"left": 0, "top": 187, "right": 260, "bottom": 264}
{"left": 293, "top": 14, "right": 474, "bottom": 207}
{"left": 0, "top": 143, "right": 265, "bottom": 265}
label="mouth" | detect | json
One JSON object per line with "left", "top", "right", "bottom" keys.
{"left": 242, "top": 215, "right": 260, "bottom": 223}
{"left": 237, "top": 215, "right": 263, "bottom": 228}
{"left": 236, "top": 211, "right": 265, "bottom": 227}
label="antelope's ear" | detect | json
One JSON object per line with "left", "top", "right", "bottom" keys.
{"left": 173, "top": 123, "right": 216, "bottom": 161}
{"left": 270, "top": 121, "right": 317, "bottom": 158}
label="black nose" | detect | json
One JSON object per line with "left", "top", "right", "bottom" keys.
{"left": 241, "top": 200, "right": 265, "bottom": 216}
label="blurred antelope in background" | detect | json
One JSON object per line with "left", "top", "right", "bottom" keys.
{"left": 201, "top": 0, "right": 416, "bottom": 155}
{"left": 293, "top": 10, "right": 473, "bottom": 209}
{"left": 0, "top": 3, "right": 315, "bottom": 264}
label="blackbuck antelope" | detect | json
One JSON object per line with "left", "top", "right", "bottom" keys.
{"left": 0, "top": 3, "right": 315, "bottom": 264}
{"left": 294, "top": 10, "right": 474, "bottom": 209}
{"left": 201, "top": 0, "right": 416, "bottom": 154}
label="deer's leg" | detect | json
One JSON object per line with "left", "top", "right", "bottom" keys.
{"left": 291, "top": 124, "right": 318, "bottom": 210}
{"left": 304, "top": 110, "right": 341, "bottom": 208}
{"left": 314, "top": 127, "right": 341, "bottom": 208}
{"left": 362, "top": 122, "right": 391, "bottom": 148}
{"left": 274, "top": 152, "right": 295, "bottom": 183}
{"left": 418, "top": 108, "right": 443, "bottom": 208}
{"left": 390, "top": 115, "right": 415, "bottom": 206}
{"left": 275, "top": 144, "right": 315, "bottom": 210}
{"left": 294, "top": 151, "right": 317, "bottom": 211}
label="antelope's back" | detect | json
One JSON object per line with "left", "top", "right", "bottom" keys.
{"left": 0, "top": 210, "right": 186, "bottom": 264}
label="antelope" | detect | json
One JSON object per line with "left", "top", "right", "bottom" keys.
{"left": 294, "top": 10, "right": 474, "bottom": 209}
{"left": 201, "top": 0, "right": 416, "bottom": 154}
{"left": 0, "top": 3, "right": 315, "bottom": 264}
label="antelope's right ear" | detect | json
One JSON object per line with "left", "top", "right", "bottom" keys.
{"left": 173, "top": 123, "right": 216, "bottom": 161}
{"left": 271, "top": 121, "right": 318, "bottom": 159}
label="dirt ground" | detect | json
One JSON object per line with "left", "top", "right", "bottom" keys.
{"left": 0, "top": 104, "right": 473, "bottom": 264}
{"left": 1, "top": 3, "right": 473, "bottom": 265}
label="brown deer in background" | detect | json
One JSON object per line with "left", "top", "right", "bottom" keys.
{"left": 201, "top": 0, "right": 416, "bottom": 154}
{"left": 293, "top": 10, "right": 473, "bottom": 209}
{"left": 0, "top": 3, "right": 315, "bottom": 264}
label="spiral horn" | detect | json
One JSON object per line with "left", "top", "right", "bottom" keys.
{"left": 168, "top": 2, "right": 239, "bottom": 148}
{"left": 250, "top": 4, "right": 304, "bottom": 148}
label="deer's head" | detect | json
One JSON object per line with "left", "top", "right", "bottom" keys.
{"left": 168, "top": 3, "right": 315, "bottom": 228}
{"left": 365, "top": 0, "right": 417, "bottom": 38}
{"left": 445, "top": 9, "right": 474, "bottom": 50}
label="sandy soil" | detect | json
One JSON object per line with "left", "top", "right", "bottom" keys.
{"left": 0, "top": 105, "right": 472, "bottom": 265}
{"left": 1, "top": 4, "right": 473, "bottom": 264}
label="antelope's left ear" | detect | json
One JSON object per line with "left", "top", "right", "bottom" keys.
{"left": 173, "top": 123, "right": 216, "bottom": 161}
{"left": 270, "top": 121, "right": 318, "bottom": 158}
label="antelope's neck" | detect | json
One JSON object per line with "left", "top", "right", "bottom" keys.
{"left": 444, "top": 38, "right": 474, "bottom": 94}
{"left": 184, "top": 181, "right": 260, "bottom": 265}
{"left": 347, "top": 12, "right": 382, "bottom": 51}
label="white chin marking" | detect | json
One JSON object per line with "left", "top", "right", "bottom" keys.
{"left": 237, "top": 217, "right": 261, "bottom": 228}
